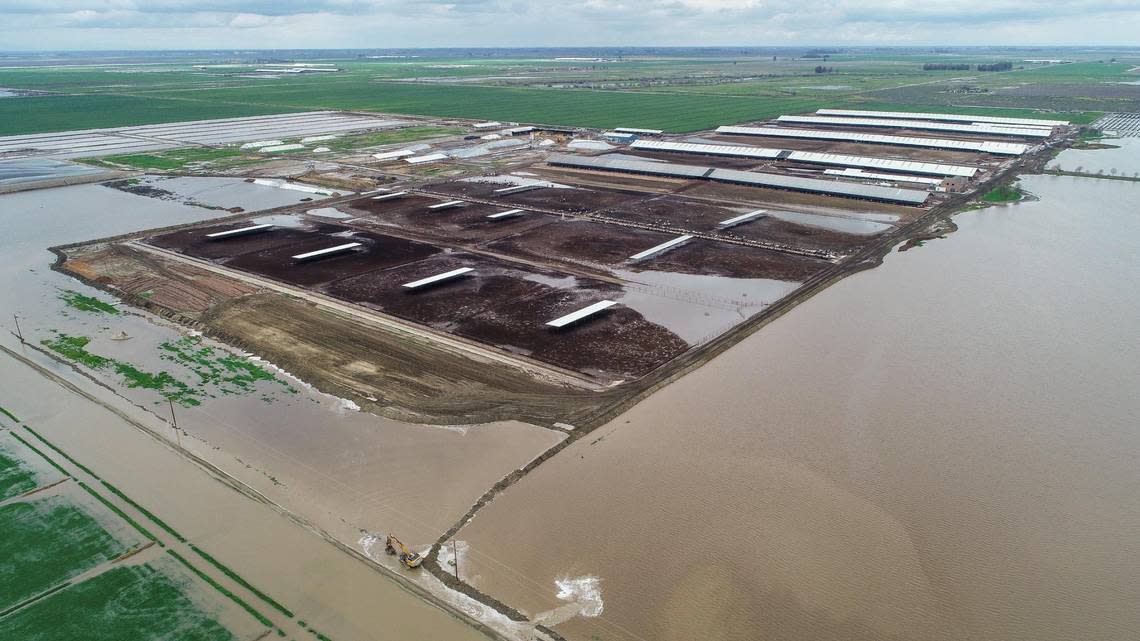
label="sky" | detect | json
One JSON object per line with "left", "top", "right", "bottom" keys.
{"left": 1, "top": 1, "right": 1140, "bottom": 50}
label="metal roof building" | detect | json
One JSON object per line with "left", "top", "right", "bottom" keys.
{"left": 546, "top": 300, "right": 618, "bottom": 328}
{"left": 493, "top": 183, "right": 543, "bottom": 195}
{"left": 487, "top": 209, "right": 525, "bottom": 220}
{"left": 205, "top": 224, "right": 273, "bottom": 240}
{"left": 402, "top": 267, "right": 475, "bottom": 289}
{"left": 707, "top": 167, "right": 930, "bottom": 205}
{"left": 292, "top": 242, "right": 363, "bottom": 262}
{"left": 718, "top": 210, "right": 767, "bottom": 229}
{"left": 816, "top": 109, "right": 1068, "bottom": 128}
{"left": 405, "top": 153, "right": 449, "bottom": 164}
{"left": 373, "top": 149, "right": 417, "bottom": 161}
{"left": 370, "top": 191, "right": 408, "bottom": 201}
{"left": 716, "top": 126, "right": 1028, "bottom": 156}
{"left": 632, "top": 139, "right": 976, "bottom": 177}
{"left": 786, "top": 151, "right": 977, "bottom": 177}
{"left": 631, "top": 139, "right": 782, "bottom": 160}
{"left": 548, "top": 153, "right": 713, "bottom": 179}
{"left": 777, "top": 115, "right": 1052, "bottom": 138}
{"left": 428, "top": 200, "right": 465, "bottom": 210}
{"left": 614, "top": 127, "right": 664, "bottom": 135}
{"left": 546, "top": 154, "right": 929, "bottom": 205}
{"left": 823, "top": 168, "right": 944, "bottom": 186}
{"left": 629, "top": 235, "right": 694, "bottom": 261}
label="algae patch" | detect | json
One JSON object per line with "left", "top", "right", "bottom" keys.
{"left": 41, "top": 333, "right": 202, "bottom": 407}
{"left": 59, "top": 290, "right": 119, "bottom": 315}
{"left": 158, "top": 337, "right": 298, "bottom": 397}
{"left": 40, "top": 331, "right": 297, "bottom": 408}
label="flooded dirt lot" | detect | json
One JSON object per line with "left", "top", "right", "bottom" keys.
{"left": 345, "top": 196, "right": 559, "bottom": 245}
{"left": 143, "top": 219, "right": 689, "bottom": 380}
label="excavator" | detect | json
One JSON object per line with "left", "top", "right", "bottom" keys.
{"left": 385, "top": 534, "right": 423, "bottom": 569}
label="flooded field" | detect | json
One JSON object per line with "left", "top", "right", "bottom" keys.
{"left": 455, "top": 173, "right": 1140, "bottom": 641}
{"left": 1048, "top": 137, "right": 1140, "bottom": 175}
{"left": 0, "top": 157, "right": 106, "bottom": 186}
{"left": 0, "top": 178, "right": 563, "bottom": 552}
{"left": 109, "top": 175, "right": 342, "bottom": 211}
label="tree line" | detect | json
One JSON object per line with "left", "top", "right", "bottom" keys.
{"left": 923, "top": 62, "right": 1013, "bottom": 72}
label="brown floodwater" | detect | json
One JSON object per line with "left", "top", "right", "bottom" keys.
{"left": 456, "top": 173, "right": 1140, "bottom": 641}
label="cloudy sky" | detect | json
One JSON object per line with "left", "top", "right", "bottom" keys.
{"left": 1, "top": 1, "right": 1139, "bottom": 50}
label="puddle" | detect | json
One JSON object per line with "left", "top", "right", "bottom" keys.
{"left": 615, "top": 268, "right": 800, "bottom": 344}
{"left": 0, "top": 158, "right": 106, "bottom": 186}
{"left": 767, "top": 210, "right": 893, "bottom": 234}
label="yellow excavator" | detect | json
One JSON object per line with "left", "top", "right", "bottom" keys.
{"left": 385, "top": 534, "right": 423, "bottom": 569}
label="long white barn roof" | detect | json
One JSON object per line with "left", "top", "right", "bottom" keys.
{"left": 629, "top": 234, "right": 694, "bottom": 261}
{"left": 823, "top": 168, "right": 944, "bottom": 186}
{"left": 632, "top": 139, "right": 781, "bottom": 159}
{"left": 716, "top": 126, "right": 1028, "bottom": 156}
{"left": 632, "top": 139, "right": 976, "bottom": 177}
{"left": 546, "top": 300, "right": 618, "bottom": 328}
{"left": 547, "top": 153, "right": 930, "bottom": 204}
{"left": 786, "top": 151, "right": 977, "bottom": 177}
{"left": 402, "top": 267, "right": 475, "bottom": 289}
{"left": 778, "top": 115, "right": 1051, "bottom": 138}
{"left": 816, "top": 109, "right": 1068, "bottom": 128}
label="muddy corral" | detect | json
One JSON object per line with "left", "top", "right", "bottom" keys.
{"left": 143, "top": 220, "right": 687, "bottom": 380}
{"left": 327, "top": 252, "right": 686, "bottom": 378}
{"left": 482, "top": 218, "right": 827, "bottom": 280}
{"left": 592, "top": 194, "right": 879, "bottom": 253}
{"left": 344, "top": 195, "right": 557, "bottom": 244}
{"left": 149, "top": 221, "right": 441, "bottom": 288}
{"left": 424, "top": 179, "right": 650, "bottom": 214}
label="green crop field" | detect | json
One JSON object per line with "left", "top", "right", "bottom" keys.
{"left": 90, "top": 147, "right": 253, "bottom": 171}
{"left": 0, "top": 94, "right": 305, "bottom": 137}
{"left": 0, "top": 424, "right": 274, "bottom": 641}
{"left": 0, "top": 562, "right": 236, "bottom": 641}
{"left": 0, "top": 493, "right": 141, "bottom": 610}
{"left": 0, "top": 443, "right": 42, "bottom": 501}
{"left": 127, "top": 81, "right": 854, "bottom": 132}
{"left": 0, "top": 50, "right": 1130, "bottom": 137}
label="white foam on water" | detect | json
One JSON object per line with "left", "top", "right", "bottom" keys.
{"left": 554, "top": 575, "right": 604, "bottom": 617}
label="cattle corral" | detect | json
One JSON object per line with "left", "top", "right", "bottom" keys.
{"left": 56, "top": 106, "right": 1072, "bottom": 406}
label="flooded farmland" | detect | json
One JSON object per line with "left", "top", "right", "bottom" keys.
{"left": 0, "top": 178, "right": 563, "bottom": 553}
{"left": 455, "top": 173, "right": 1140, "bottom": 641}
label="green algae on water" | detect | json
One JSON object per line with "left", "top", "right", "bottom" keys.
{"left": 158, "top": 336, "right": 297, "bottom": 397}
{"left": 59, "top": 290, "right": 120, "bottom": 315}
{"left": 40, "top": 333, "right": 202, "bottom": 407}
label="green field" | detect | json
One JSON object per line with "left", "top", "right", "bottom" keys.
{"left": 91, "top": 147, "right": 252, "bottom": 171}
{"left": 0, "top": 562, "right": 236, "bottom": 641}
{"left": 0, "top": 443, "right": 41, "bottom": 501}
{"left": 0, "top": 492, "right": 143, "bottom": 611}
{"left": 0, "top": 50, "right": 1130, "bottom": 136}
{"left": 0, "top": 426, "right": 272, "bottom": 640}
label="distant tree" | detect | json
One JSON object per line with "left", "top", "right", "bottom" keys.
{"left": 977, "top": 62, "right": 1014, "bottom": 72}
{"left": 814, "top": 66, "right": 835, "bottom": 74}
{"left": 923, "top": 63, "right": 970, "bottom": 71}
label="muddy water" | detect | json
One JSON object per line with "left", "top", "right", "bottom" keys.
{"left": 0, "top": 179, "right": 562, "bottom": 556}
{"left": 0, "top": 158, "right": 104, "bottom": 186}
{"left": 457, "top": 173, "right": 1140, "bottom": 641}
{"left": 1048, "top": 137, "right": 1140, "bottom": 175}
{"left": 0, "top": 356, "right": 491, "bottom": 641}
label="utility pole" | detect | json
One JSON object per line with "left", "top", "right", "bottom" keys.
{"left": 168, "top": 398, "right": 181, "bottom": 448}
{"left": 452, "top": 540, "right": 460, "bottom": 580}
{"left": 13, "top": 314, "right": 23, "bottom": 343}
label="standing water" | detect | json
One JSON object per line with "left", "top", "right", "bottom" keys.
{"left": 456, "top": 172, "right": 1140, "bottom": 641}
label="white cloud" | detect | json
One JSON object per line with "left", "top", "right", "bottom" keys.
{"left": 0, "top": 0, "right": 1138, "bottom": 48}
